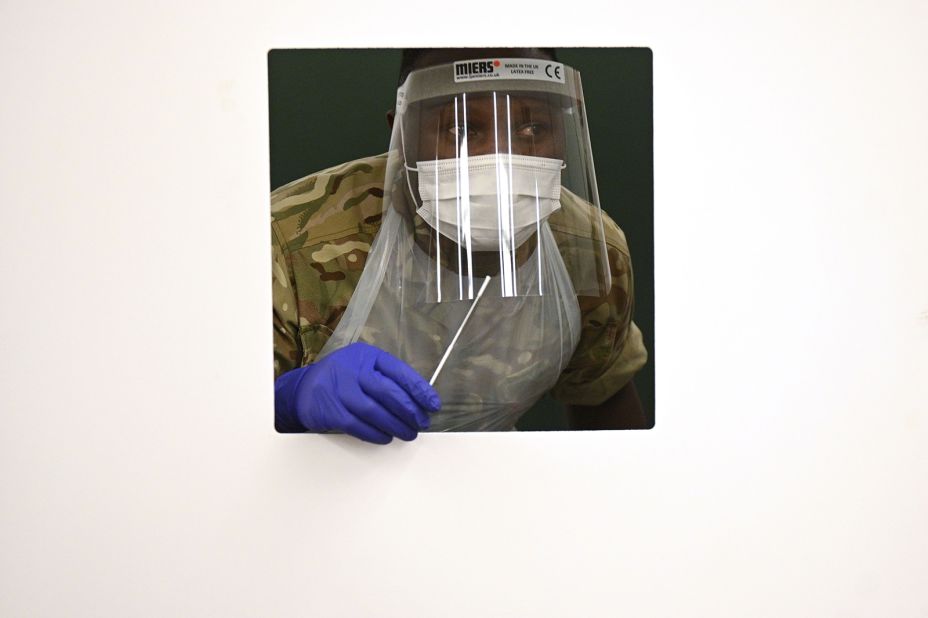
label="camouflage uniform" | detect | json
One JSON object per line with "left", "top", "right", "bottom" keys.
{"left": 272, "top": 153, "right": 647, "bottom": 410}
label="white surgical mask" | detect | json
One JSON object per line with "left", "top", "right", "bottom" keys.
{"left": 413, "top": 154, "right": 564, "bottom": 251}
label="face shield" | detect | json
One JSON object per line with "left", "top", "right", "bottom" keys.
{"left": 319, "top": 58, "right": 612, "bottom": 431}
{"left": 395, "top": 58, "right": 611, "bottom": 302}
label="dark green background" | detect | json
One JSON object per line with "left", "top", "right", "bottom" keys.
{"left": 268, "top": 48, "right": 654, "bottom": 430}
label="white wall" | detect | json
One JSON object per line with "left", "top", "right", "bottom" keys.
{"left": 1, "top": 1, "right": 926, "bottom": 616}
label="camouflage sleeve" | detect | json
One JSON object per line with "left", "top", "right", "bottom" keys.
{"left": 549, "top": 217, "right": 648, "bottom": 406}
{"left": 272, "top": 219, "right": 301, "bottom": 379}
{"left": 270, "top": 156, "right": 388, "bottom": 379}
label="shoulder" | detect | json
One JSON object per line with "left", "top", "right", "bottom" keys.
{"left": 271, "top": 153, "right": 388, "bottom": 252}
{"left": 548, "top": 187, "right": 636, "bottom": 340}
{"left": 548, "top": 187, "right": 632, "bottom": 283}
{"left": 548, "top": 187, "right": 630, "bottom": 257}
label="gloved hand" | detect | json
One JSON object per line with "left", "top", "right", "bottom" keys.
{"left": 275, "top": 342, "right": 441, "bottom": 444}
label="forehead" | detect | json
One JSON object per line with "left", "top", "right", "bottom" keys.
{"left": 419, "top": 92, "right": 560, "bottom": 117}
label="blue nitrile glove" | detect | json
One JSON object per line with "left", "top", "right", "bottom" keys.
{"left": 275, "top": 342, "right": 441, "bottom": 444}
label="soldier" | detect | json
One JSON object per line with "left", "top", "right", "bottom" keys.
{"left": 272, "top": 48, "right": 648, "bottom": 442}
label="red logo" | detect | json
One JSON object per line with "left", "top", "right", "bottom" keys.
{"left": 493, "top": 60, "right": 501, "bottom": 67}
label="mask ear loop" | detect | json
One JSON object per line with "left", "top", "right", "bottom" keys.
{"left": 398, "top": 115, "right": 422, "bottom": 212}
{"left": 394, "top": 80, "right": 422, "bottom": 212}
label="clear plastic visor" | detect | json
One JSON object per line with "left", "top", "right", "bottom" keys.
{"left": 389, "top": 62, "right": 611, "bottom": 302}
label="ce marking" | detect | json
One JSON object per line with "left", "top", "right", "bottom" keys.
{"left": 545, "top": 64, "right": 562, "bottom": 80}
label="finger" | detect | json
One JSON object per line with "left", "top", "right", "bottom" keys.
{"left": 322, "top": 397, "right": 393, "bottom": 444}
{"left": 341, "top": 416, "right": 393, "bottom": 445}
{"left": 359, "top": 369, "right": 431, "bottom": 429}
{"left": 373, "top": 350, "right": 441, "bottom": 412}
{"left": 342, "top": 388, "right": 419, "bottom": 442}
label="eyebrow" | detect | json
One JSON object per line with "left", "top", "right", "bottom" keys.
{"left": 433, "top": 95, "right": 553, "bottom": 114}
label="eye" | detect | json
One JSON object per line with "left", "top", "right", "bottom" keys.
{"left": 515, "top": 122, "right": 549, "bottom": 138}
{"left": 447, "top": 124, "right": 479, "bottom": 139}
